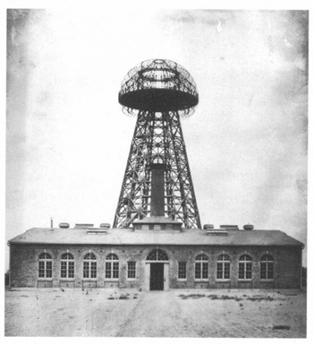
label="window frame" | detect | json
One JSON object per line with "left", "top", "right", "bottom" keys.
{"left": 178, "top": 261, "right": 187, "bottom": 280}
{"left": 60, "top": 253, "right": 75, "bottom": 280}
{"left": 238, "top": 254, "right": 253, "bottom": 280}
{"left": 127, "top": 261, "right": 136, "bottom": 280}
{"left": 216, "top": 254, "right": 231, "bottom": 281}
{"left": 83, "top": 252, "right": 97, "bottom": 279}
{"left": 38, "top": 253, "right": 52, "bottom": 279}
{"left": 105, "top": 253, "right": 119, "bottom": 280}
{"left": 195, "top": 254, "right": 209, "bottom": 281}
{"left": 260, "top": 254, "right": 274, "bottom": 280}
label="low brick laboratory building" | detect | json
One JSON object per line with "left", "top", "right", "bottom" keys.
{"left": 8, "top": 220, "right": 303, "bottom": 290}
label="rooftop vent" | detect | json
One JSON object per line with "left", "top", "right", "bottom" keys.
{"left": 59, "top": 222, "right": 70, "bottom": 229}
{"left": 207, "top": 229, "right": 228, "bottom": 236}
{"left": 74, "top": 223, "right": 94, "bottom": 229}
{"left": 243, "top": 224, "right": 254, "bottom": 230}
{"left": 100, "top": 223, "right": 111, "bottom": 229}
{"left": 86, "top": 229, "right": 107, "bottom": 235}
{"left": 220, "top": 225, "right": 239, "bottom": 230}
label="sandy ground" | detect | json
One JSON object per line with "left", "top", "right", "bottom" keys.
{"left": 5, "top": 288, "right": 306, "bottom": 337}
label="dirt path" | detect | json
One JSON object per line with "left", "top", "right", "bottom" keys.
{"left": 5, "top": 289, "right": 306, "bottom": 337}
{"left": 116, "top": 291, "right": 193, "bottom": 337}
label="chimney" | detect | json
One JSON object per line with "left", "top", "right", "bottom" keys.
{"left": 50, "top": 217, "right": 53, "bottom": 229}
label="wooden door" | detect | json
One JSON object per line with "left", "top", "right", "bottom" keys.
{"left": 150, "top": 263, "right": 164, "bottom": 290}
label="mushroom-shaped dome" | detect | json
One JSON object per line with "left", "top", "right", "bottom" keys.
{"left": 119, "top": 59, "right": 198, "bottom": 115}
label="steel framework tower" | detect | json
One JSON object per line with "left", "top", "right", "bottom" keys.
{"left": 113, "top": 59, "right": 201, "bottom": 229}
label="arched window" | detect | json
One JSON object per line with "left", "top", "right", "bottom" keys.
{"left": 83, "top": 252, "right": 97, "bottom": 279}
{"left": 146, "top": 249, "right": 169, "bottom": 261}
{"left": 195, "top": 254, "right": 208, "bottom": 280}
{"left": 239, "top": 254, "right": 252, "bottom": 280}
{"left": 217, "top": 254, "right": 230, "bottom": 280}
{"left": 261, "top": 254, "right": 274, "bottom": 280}
{"left": 38, "top": 253, "right": 52, "bottom": 278}
{"left": 105, "top": 253, "right": 119, "bottom": 279}
{"left": 61, "top": 253, "right": 74, "bottom": 279}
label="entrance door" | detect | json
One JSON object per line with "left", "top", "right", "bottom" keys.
{"left": 150, "top": 263, "right": 164, "bottom": 290}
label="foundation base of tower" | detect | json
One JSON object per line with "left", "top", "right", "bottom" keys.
{"left": 132, "top": 216, "right": 182, "bottom": 231}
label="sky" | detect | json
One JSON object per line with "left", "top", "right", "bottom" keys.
{"left": 5, "top": 8, "right": 308, "bottom": 267}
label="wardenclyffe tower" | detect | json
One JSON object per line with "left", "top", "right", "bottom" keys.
{"left": 113, "top": 59, "right": 201, "bottom": 229}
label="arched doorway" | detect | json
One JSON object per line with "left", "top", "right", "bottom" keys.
{"left": 146, "top": 249, "right": 169, "bottom": 291}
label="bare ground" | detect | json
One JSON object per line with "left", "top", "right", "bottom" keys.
{"left": 5, "top": 288, "right": 306, "bottom": 337}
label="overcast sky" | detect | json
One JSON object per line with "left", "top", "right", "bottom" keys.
{"left": 6, "top": 9, "right": 308, "bottom": 266}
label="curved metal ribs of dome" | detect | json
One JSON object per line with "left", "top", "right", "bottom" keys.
{"left": 119, "top": 59, "right": 199, "bottom": 116}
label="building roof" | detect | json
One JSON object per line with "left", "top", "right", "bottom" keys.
{"left": 8, "top": 227, "right": 304, "bottom": 247}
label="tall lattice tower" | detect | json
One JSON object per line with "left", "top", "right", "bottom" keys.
{"left": 113, "top": 59, "right": 201, "bottom": 229}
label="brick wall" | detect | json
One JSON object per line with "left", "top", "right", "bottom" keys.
{"left": 9, "top": 243, "right": 302, "bottom": 289}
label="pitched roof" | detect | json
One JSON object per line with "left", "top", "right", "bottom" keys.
{"left": 8, "top": 227, "right": 304, "bottom": 247}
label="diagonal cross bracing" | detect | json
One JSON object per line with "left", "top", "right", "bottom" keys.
{"left": 113, "top": 110, "right": 201, "bottom": 229}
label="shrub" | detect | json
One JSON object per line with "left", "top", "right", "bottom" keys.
{"left": 273, "top": 325, "right": 290, "bottom": 330}
{"left": 5, "top": 271, "right": 10, "bottom": 287}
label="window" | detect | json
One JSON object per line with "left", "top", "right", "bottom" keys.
{"left": 61, "top": 253, "right": 74, "bottom": 279}
{"left": 239, "top": 254, "right": 252, "bottom": 280}
{"left": 105, "top": 253, "right": 119, "bottom": 279}
{"left": 127, "top": 261, "right": 136, "bottom": 279}
{"left": 83, "top": 252, "right": 97, "bottom": 279}
{"left": 38, "top": 253, "right": 52, "bottom": 278}
{"left": 146, "top": 249, "right": 169, "bottom": 261}
{"left": 195, "top": 254, "right": 208, "bottom": 280}
{"left": 217, "top": 254, "right": 230, "bottom": 280}
{"left": 178, "top": 262, "right": 187, "bottom": 280}
{"left": 261, "top": 254, "right": 274, "bottom": 280}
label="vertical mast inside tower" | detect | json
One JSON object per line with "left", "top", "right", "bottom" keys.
{"left": 150, "top": 163, "right": 166, "bottom": 217}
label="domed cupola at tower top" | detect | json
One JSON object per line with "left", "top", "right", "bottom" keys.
{"left": 119, "top": 59, "right": 198, "bottom": 116}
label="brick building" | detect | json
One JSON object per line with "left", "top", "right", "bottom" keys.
{"left": 7, "top": 60, "right": 304, "bottom": 291}
{"left": 8, "top": 220, "right": 303, "bottom": 290}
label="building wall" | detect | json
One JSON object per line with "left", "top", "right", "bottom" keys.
{"left": 9, "top": 243, "right": 302, "bottom": 289}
